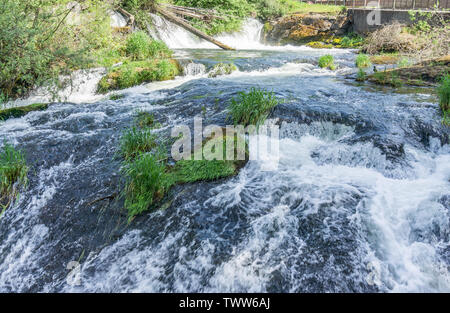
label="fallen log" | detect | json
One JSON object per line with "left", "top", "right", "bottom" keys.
{"left": 117, "top": 7, "right": 135, "bottom": 28}
{"left": 154, "top": 6, "right": 235, "bottom": 51}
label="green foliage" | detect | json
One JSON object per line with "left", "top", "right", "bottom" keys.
{"left": 372, "top": 71, "right": 403, "bottom": 88}
{"left": 0, "top": 143, "right": 28, "bottom": 208}
{"left": 119, "top": 127, "right": 158, "bottom": 161}
{"left": 135, "top": 111, "right": 156, "bottom": 128}
{"left": 0, "top": 103, "right": 48, "bottom": 121}
{"left": 126, "top": 31, "right": 172, "bottom": 61}
{"left": 355, "top": 54, "right": 372, "bottom": 69}
{"left": 0, "top": 0, "right": 95, "bottom": 100}
{"left": 120, "top": 129, "right": 245, "bottom": 219}
{"left": 208, "top": 63, "right": 238, "bottom": 78}
{"left": 122, "top": 151, "right": 169, "bottom": 218}
{"left": 356, "top": 69, "right": 367, "bottom": 82}
{"left": 97, "top": 59, "right": 180, "bottom": 93}
{"left": 340, "top": 33, "right": 365, "bottom": 48}
{"left": 318, "top": 54, "right": 336, "bottom": 70}
{"left": 109, "top": 93, "right": 125, "bottom": 101}
{"left": 228, "top": 87, "right": 280, "bottom": 127}
{"left": 397, "top": 57, "right": 411, "bottom": 68}
{"left": 437, "top": 74, "right": 450, "bottom": 113}
{"left": 172, "top": 159, "right": 236, "bottom": 183}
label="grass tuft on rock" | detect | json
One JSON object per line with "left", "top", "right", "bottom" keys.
{"left": 122, "top": 151, "right": 169, "bottom": 218}
{"left": 356, "top": 54, "right": 372, "bottom": 69}
{"left": 318, "top": 54, "right": 336, "bottom": 70}
{"left": 228, "top": 87, "right": 280, "bottom": 127}
{"left": 119, "top": 127, "right": 158, "bottom": 162}
{"left": 120, "top": 126, "right": 248, "bottom": 220}
{"left": 0, "top": 143, "right": 28, "bottom": 209}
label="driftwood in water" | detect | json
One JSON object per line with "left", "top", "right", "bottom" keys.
{"left": 154, "top": 6, "right": 234, "bottom": 51}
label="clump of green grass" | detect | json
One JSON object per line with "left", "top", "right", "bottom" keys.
{"left": 0, "top": 143, "right": 28, "bottom": 208}
{"left": 356, "top": 69, "right": 367, "bottom": 82}
{"left": 119, "top": 127, "right": 157, "bottom": 161}
{"left": 318, "top": 54, "right": 336, "bottom": 70}
{"left": 122, "top": 151, "right": 169, "bottom": 218}
{"left": 228, "top": 87, "right": 280, "bottom": 127}
{"left": 355, "top": 54, "right": 372, "bottom": 69}
{"left": 125, "top": 31, "right": 172, "bottom": 61}
{"left": 120, "top": 128, "right": 248, "bottom": 219}
{"left": 372, "top": 71, "right": 403, "bottom": 88}
{"left": 438, "top": 74, "right": 450, "bottom": 125}
{"left": 135, "top": 111, "right": 155, "bottom": 128}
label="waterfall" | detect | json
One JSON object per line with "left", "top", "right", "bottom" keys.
{"left": 148, "top": 14, "right": 265, "bottom": 50}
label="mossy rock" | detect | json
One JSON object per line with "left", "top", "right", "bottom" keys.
{"left": 208, "top": 63, "right": 238, "bottom": 78}
{"left": 367, "top": 55, "right": 450, "bottom": 87}
{"left": 370, "top": 54, "right": 401, "bottom": 65}
{"left": 97, "top": 59, "right": 181, "bottom": 93}
{"left": 0, "top": 103, "right": 48, "bottom": 121}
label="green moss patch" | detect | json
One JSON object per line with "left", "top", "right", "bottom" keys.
{"left": 208, "top": 63, "right": 238, "bottom": 78}
{"left": 97, "top": 59, "right": 181, "bottom": 93}
{"left": 0, "top": 103, "right": 48, "bottom": 121}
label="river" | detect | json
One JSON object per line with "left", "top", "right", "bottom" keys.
{"left": 0, "top": 18, "right": 449, "bottom": 293}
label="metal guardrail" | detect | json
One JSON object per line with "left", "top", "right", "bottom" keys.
{"left": 301, "top": 0, "right": 450, "bottom": 10}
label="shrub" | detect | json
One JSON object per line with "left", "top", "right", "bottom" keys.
{"left": 0, "top": 143, "right": 28, "bottom": 207}
{"left": 119, "top": 127, "right": 157, "bottom": 161}
{"left": 0, "top": 0, "right": 91, "bottom": 100}
{"left": 438, "top": 74, "right": 450, "bottom": 113}
{"left": 355, "top": 54, "right": 372, "bottom": 69}
{"left": 318, "top": 55, "right": 336, "bottom": 70}
{"left": 228, "top": 87, "right": 280, "bottom": 127}
{"left": 125, "top": 31, "right": 172, "bottom": 61}
{"left": 362, "top": 22, "right": 418, "bottom": 54}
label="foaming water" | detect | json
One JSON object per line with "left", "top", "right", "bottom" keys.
{"left": 0, "top": 18, "right": 448, "bottom": 292}
{"left": 149, "top": 14, "right": 347, "bottom": 52}
{"left": 5, "top": 68, "right": 107, "bottom": 108}
{"left": 57, "top": 121, "right": 449, "bottom": 293}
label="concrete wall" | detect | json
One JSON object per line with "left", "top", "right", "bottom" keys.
{"left": 349, "top": 9, "right": 450, "bottom": 34}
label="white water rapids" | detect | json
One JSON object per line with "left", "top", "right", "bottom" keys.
{"left": 0, "top": 13, "right": 449, "bottom": 293}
